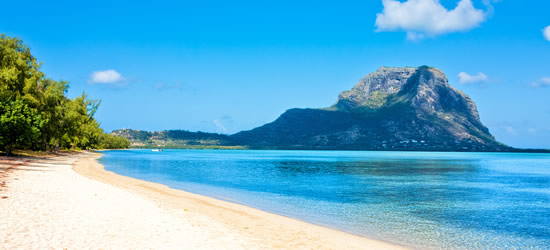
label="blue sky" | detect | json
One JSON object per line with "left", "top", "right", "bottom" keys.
{"left": 1, "top": 0, "right": 549, "bottom": 148}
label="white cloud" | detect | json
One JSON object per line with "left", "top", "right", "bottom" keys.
{"left": 505, "top": 126, "right": 518, "bottom": 136}
{"left": 529, "top": 77, "right": 550, "bottom": 88}
{"left": 153, "top": 82, "right": 183, "bottom": 90}
{"left": 213, "top": 120, "right": 228, "bottom": 134}
{"left": 544, "top": 26, "right": 550, "bottom": 41}
{"left": 458, "top": 72, "right": 489, "bottom": 84}
{"left": 90, "top": 69, "right": 123, "bottom": 84}
{"left": 375, "top": 0, "right": 487, "bottom": 39}
{"left": 481, "top": 0, "right": 500, "bottom": 16}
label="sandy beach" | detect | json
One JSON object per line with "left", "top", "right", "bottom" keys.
{"left": 0, "top": 151, "right": 404, "bottom": 249}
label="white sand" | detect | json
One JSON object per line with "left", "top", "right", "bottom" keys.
{"left": 0, "top": 152, "right": 405, "bottom": 249}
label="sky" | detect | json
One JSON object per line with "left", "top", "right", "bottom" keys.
{"left": 1, "top": 0, "right": 549, "bottom": 149}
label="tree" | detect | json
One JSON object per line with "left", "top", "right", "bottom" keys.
{"left": 98, "top": 133, "right": 131, "bottom": 149}
{"left": 0, "top": 33, "right": 128, "bottom": 154}
{"left": 0, "top": 34, "right": 45, "bottom": 154}
{"left": 36, "top": 79, "right": 70, "bottom": 150}
{"left": 0, "top": 100, "right": 43, "bottom": 154}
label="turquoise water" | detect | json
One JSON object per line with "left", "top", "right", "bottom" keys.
{"left": 99, "top": 149, "right": 550, "bottom": 249}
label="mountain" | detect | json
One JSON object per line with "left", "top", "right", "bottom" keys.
{"left": 111, "top": 129, "right": 243, "bottom": 149}
{"left": 231, "top": 66, "right": 512, "bottom": 151}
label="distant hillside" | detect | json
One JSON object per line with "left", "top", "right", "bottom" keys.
{"left": 111, "top": 129, "right": 244, "bottom": 149}
{"left": 231, "top": 66, "right": 513, "bottom": 152}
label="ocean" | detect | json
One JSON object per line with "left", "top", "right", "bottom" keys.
{"left": 98, "top": 149, "right": 550, "bottom": 249}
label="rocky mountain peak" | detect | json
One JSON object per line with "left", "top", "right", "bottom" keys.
{"left": 334, "top": 66, "right": 479, "bottom": 118}
{"left": 335, "top": 66, "right": 417, "bottom": 110}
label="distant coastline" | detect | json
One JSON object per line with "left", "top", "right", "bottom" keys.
{"left": 111, "top": 129, "right": 550, "bottom": 153}
{"left": 130, "top": 145, "right": 247, "bottom": 150}
{"left": 131, "top": 145, "right": 550, "bottom": 153}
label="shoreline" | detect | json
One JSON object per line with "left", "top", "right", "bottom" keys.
{"left": 75, "top": 151, "right": 404, "bottom": 249}
{"left": 1, "top": 151, "right": 405, "bottom": 249}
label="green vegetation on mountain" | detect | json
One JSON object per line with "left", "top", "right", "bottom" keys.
{"left": 111, "top": 129, "right": 244, "bottom": 149}
{"left": 0, "top": 34, "right": 129, "bottom": 155}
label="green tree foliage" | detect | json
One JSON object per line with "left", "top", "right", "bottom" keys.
{"left": 0, "top": 34, "right": 128, "bottom": 154}
{"left": 0, "top": 100, "right": 43, "bottom": 153}
{"left": 97, "top": 133, "right": 130, "bottom": 149}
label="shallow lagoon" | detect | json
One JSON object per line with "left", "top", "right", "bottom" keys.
{"left": 99, "top": 150, "right": 550, "bottom": 249}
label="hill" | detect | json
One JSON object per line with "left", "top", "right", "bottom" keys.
{"left": 111, "top": 129, "right": 243, "bottom": 149}
{"left": 231, "top": 66, "right": 512, "bottom": 151}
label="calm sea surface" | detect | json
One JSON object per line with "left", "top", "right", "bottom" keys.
{"left": 99, "top": 149, "right": 550, "bottom": 249}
